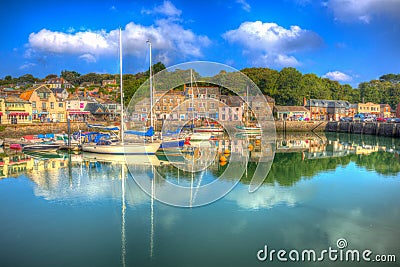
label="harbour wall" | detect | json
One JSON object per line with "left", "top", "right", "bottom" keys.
{"left": 0, "top": 122, "right": 89, "bottom": 139}
{"left": 325, "top": 122, "right": 400, "bottom": 137}
{"left": 2, "top": 121, "right": 398, "bottom": 138}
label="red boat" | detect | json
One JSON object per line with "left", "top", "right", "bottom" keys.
{"left": 10, "top": 143, "right": 22, "bottom": 150}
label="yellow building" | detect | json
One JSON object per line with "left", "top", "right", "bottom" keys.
{"left": 3, "top": 95, "right": 32, "bottom": 124}
{"left": 357, "top": 102, "right": 380, "bottom": 115}
{"left": 380, "top": 104, "right": 391, "bottom": 118}
{"left": 20, "top": 85, "right": 66, "bottom": 122}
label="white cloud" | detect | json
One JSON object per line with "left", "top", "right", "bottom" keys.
{"left": 326, "top": 0, "right": 400, "bottom": 23}
{"left": 142, "top": 0, "right": 182, "bottom": 17}
{"left": 323, "top": 71, "right": 352, "bottom": 82}
{"left": 79, "top": 53, "right": 97, "bottom": 63}
{"left": 19, "top": 62, "right": 36, "bottom": 70}
{"left": 26, "top": 20, "right": 210, "bottom": 66}
{"left": 223, "top": 21, "right": 321, "bottom": 67}
{"left": 236, "top": 0, "right": 251, "bottom": 12}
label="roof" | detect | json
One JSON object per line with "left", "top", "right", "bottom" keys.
{"left": 5, "top": 95, "right": 30, "bottom": 103}
{"left": 275, "top": 105, "right": 309, "bottom": 112}
{"left": 51, "top": 88, "right": 67, "bottom": 93}
{"left": 306, "top": 99, "right": 350, "bottom": 108}
{"left": 19, "top": 89, "right": 34, "bottom": 101}
{"left": 84, "top": 102, "right": 109, "bottom": 114}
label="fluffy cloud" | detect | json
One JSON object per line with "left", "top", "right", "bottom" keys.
{"left": 19, "top": 62, "right": 36, "bottom": 70}
{"left": 26, "top": 20, "right": 210, "bottom": 65}
{"left": 141, "top": 0, "right": 182, "bottom": 17}
{"left": 223, "top": 21, "right": 321, "bottom": 67}
{"left": 323, "top": 71, "right": 352, "bottom": 82}
{"left": 326, "top": 0, "right": 400, "bottom": 23}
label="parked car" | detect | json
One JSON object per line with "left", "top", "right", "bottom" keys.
{"left": 376, "top": 117, "right": 386, "bottom": 122}
{"left": 364, "top": 116, "right": 375, "bottom": 122}
{"left": 386, "top": 118, "right": 400, "bottom": 123}
{"left": 353, "top": 114, "right": 365, "bottom": 122}
{"left": 340, "top": 117, "right": 352, "bottom": 122}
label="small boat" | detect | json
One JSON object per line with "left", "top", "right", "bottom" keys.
{"left": 235, "top": 125, "right": 261, "bottom": 134}
{"left": 188, "top": 132, "right": 212, "bottom": 141}
{"left": 10, "top": 143, "right": 22, "bottom": 150}
{"left": 82, "top": 141, "right": 160, "bottom": 155}
{"left": 159, "top": 139, "right": 185, "bottom": 149}
{"left": 22, "top": 142, "right": 61, "bottom": 152}
{"left": 194, "top": 126, "right": 224, "bottom": 133}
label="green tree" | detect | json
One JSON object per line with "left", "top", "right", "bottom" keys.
{"left": 61, "top": 70, "right": 81, "bottom": 85}
{"left": 274, "top": 67, "right": 303, "bottom": 105}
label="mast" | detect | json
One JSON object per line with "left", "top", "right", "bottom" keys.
{"left": 147, "top": 40, "right": 153, "bottom": 129}
{"left": 190, "top": 69, "right": 194, "bottom": 127}
{"left": 119, "top": 28, "right": 124, "bottom": 143}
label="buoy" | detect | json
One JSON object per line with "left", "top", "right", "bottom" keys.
{"left": 248, "top": 144, "right": 254, "bottom": 151}
{"left": 255, "top": 139, "right": 261, "bottom": 144}
{"left": 220, "top": 161, "right": 227, "bottom": 166}
{"left": 224, "top": 149, "right": 230, "bottom": 155}
{"left": 219, "top": 155, "right": 227, "bottom": 162}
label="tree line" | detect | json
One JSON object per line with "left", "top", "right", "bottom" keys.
{"left": 1, "top": 65, "right": 399, "bottom": 109}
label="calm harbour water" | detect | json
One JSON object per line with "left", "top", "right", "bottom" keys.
{"left": 0, "top": 133, "right": 399, "bottom": 267}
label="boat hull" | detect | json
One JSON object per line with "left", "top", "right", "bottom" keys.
{"left": 22, "top": 144, "right": 61, "bottom": 152}
{"left": 81, "top": 142, "right": 160, "bottom": 155}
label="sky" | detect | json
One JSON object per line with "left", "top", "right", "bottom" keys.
{"left": 1, "top": 0, "right": 399, "bottom": 87}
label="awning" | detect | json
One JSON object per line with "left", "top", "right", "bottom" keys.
{"left": 68, "top": 111, "right": 90, "bottom": 115}
{"left": 9, "top": 112, "right": 29, "bottom": 116}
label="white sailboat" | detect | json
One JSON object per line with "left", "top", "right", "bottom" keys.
{"left": 82, "top": 28, "right": 160, "bottom": 155}
{"left": 235, "top": 86, "right": 261, "bottom": 134}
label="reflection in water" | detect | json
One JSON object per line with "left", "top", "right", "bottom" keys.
{"left": 0, "top": 133, "right": 399, "bottom": 267}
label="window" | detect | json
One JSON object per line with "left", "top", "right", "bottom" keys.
{"left": 42, "top": 102, "right": 46, "bottom": 109}
{"left": 141, "top": 108, "right": 147, "bottom": 112}
{"left": 59, "top": 103, "right": 63, "bottom": 108}
{"left": 32, "top": 101, "right": 36, "bottom": 108}
{"left": 163, "top": 106, "right": 167, "bottom": 110}
{"left": 50, "top": 102, "right": 54, "bottom": 109}
{"left": 210, "top": 103, "right": 215, "bottom": 108}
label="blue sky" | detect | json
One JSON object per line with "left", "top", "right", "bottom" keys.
{"left": 1, "top": 0, "right": 399, "bottom": 87}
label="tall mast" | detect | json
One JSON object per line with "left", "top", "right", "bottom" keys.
{"left": 147, "top": 40, "right": 153, "bottom": 128}
{"left": 119, "top": 27, "right": 124, "bottom": 143}
{"left": 190, "top": 69, "right": 194, "bottom": 127}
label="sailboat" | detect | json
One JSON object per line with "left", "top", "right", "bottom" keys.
{"left": 235, "top": 86, "right": 261, "bottom": 134}
{"left": 187, "top": 70, "right": 212, "bottom": 142}
{"left": 82, "top": 28, "right": 160, "bottom": 155}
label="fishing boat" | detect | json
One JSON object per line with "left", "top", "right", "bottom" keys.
{"left": 81, "top": 29, "right": 160, "bottom": 155}
{"left": 188, "top": 132, "right": 212, "bottom": 141}
{"left": 235, "top": 125, "right": 261, "bottom": 134}
{"left": 22, "top": 142, "right": 61, "bottom": 152}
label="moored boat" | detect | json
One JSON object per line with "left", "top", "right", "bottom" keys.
{"left": 22, "top": 142, "right": 62, "bottom": 152}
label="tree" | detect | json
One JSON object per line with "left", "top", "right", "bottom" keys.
{"left": 61, "top": 70, "right": 81, "bottom": 85}
{"left": 45, "top": 74, "right": 58, "bottom": 80}
{"left": 274, "top": 67, "right": 303, "bottom": 105}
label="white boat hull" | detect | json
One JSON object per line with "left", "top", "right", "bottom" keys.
{"left": 189, "top": 132, "right": 212, "bottom": 141}
{"left": 81, "top": 142, "right": 160, "bottom": 155}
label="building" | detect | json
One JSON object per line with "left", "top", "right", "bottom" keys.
{"left": 20, "top": 85, "right": 66, "bottom": 122}
{"left": 219, "top": 95, "right": 243, "bottom": 122}
{"left": 305, "top": 99, "right": 351, "bottom": 121}
{"left": 3, "top": 95, "right": 32, "bottom": 124}
{"left": 380, "top": 104, "right": 391, "bottom": 118}
{"left": 154, "top": 90, "right": 186, "bottom": 120}
{"left": 45, "top": 77, "right": 74, "bottom": 89}
{"left": 184, "top": 85, "right": 220, "bottom": 120}
{"left": 274, "top": 106, "right": 310, "bottom": 121}
{"left": 130, "top": 98, "right": 151, "bottom": 122}
{"left": 357, "top": 102, "right": 380, "bottom": 116}
{"left": 51, "top": 88, "right": 69, "bottom": 100}
{"left": 102, "top": 79, "right": 117, "bottom": 87}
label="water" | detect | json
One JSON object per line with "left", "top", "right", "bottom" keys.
{"left": 0, "top": 133, "right": 399, "bottom": 267}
